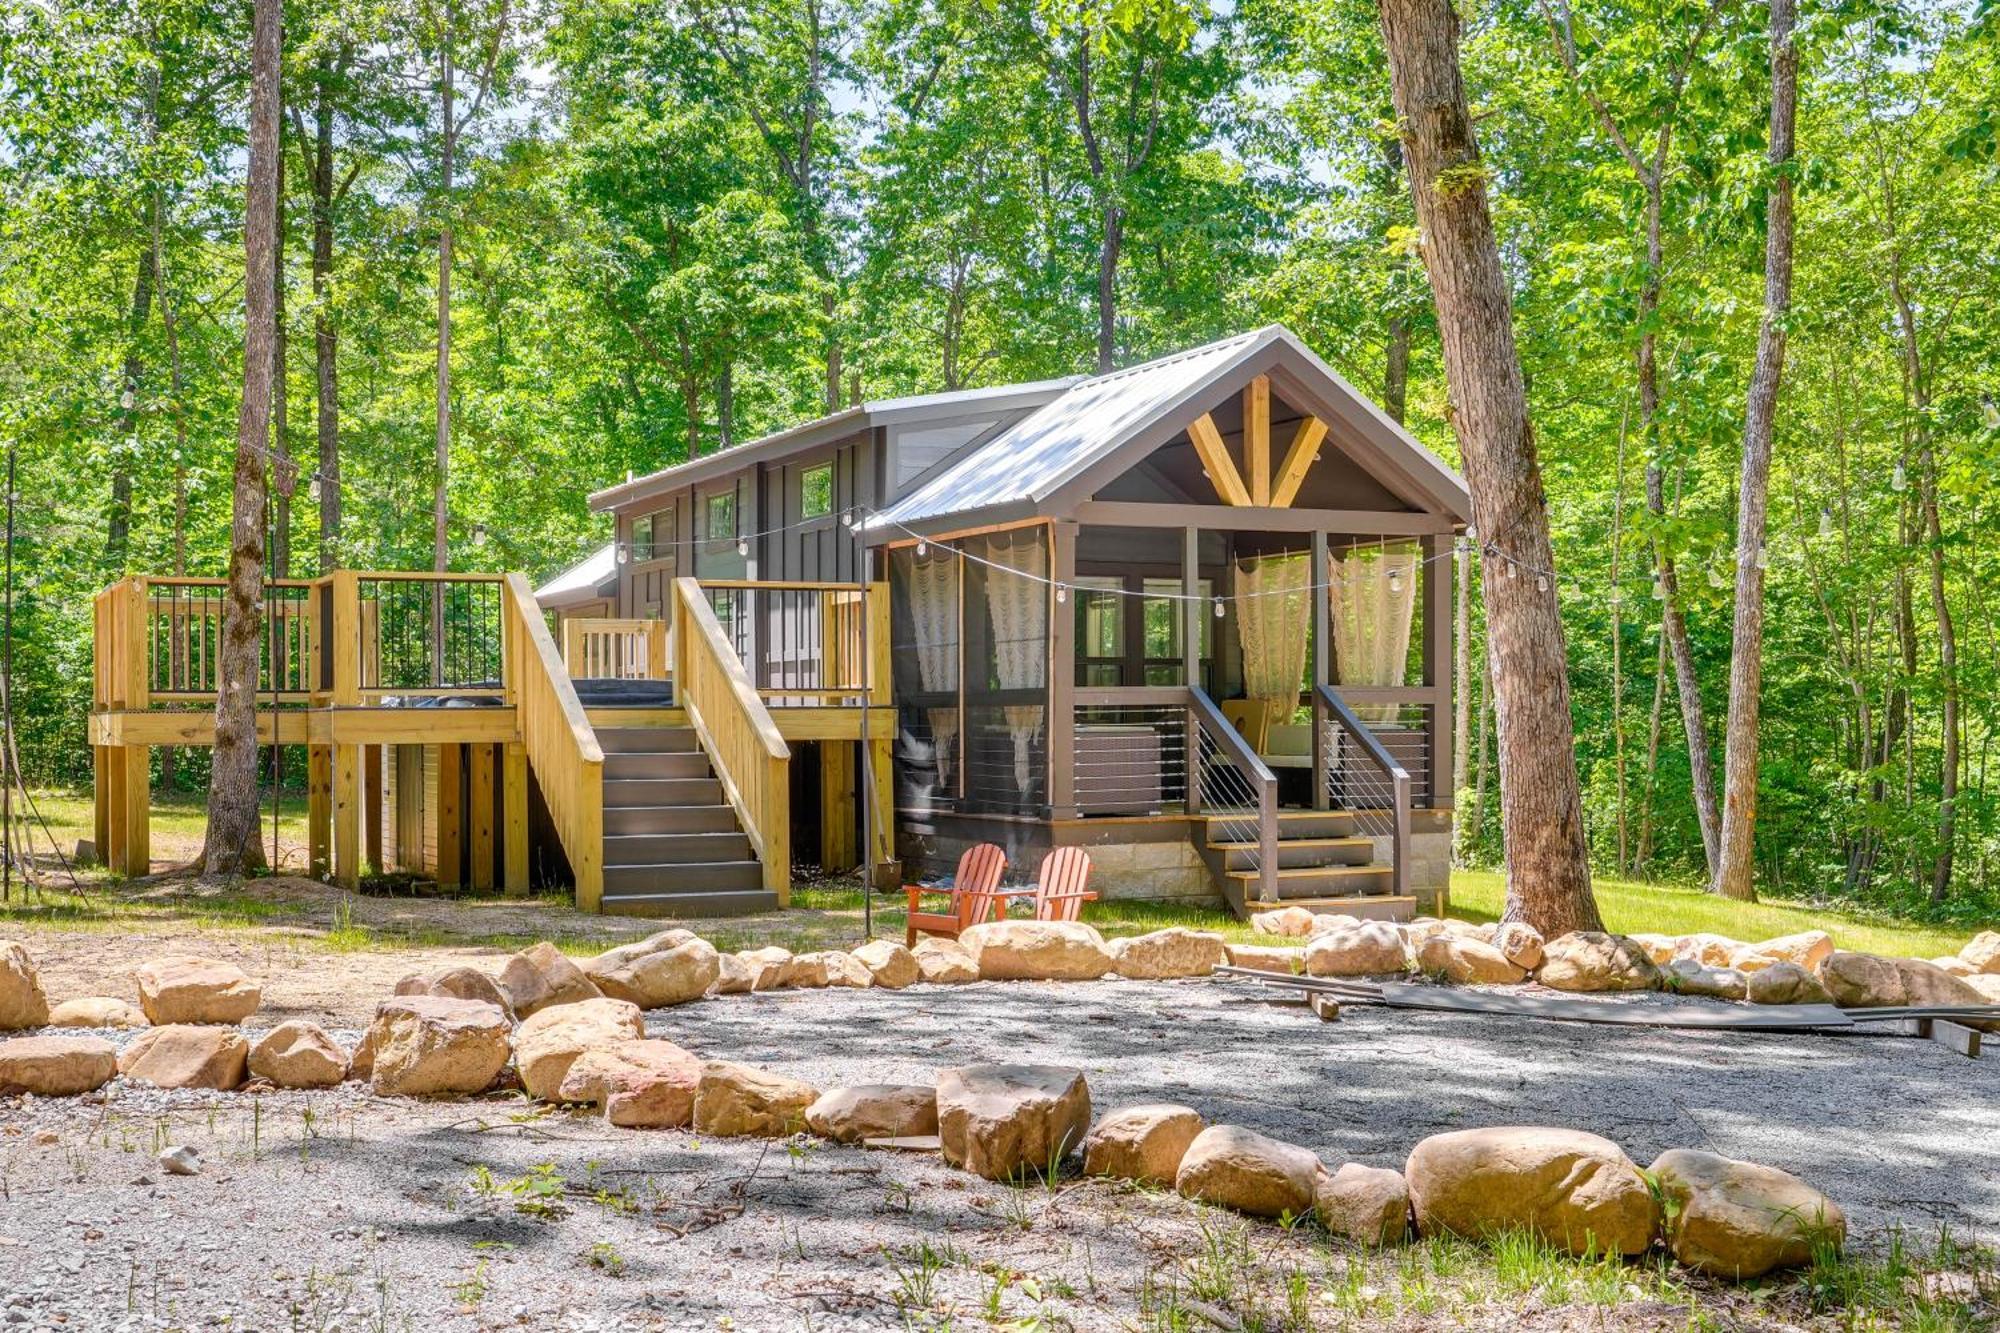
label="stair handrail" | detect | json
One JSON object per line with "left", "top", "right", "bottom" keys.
{"left": 502, "top": 573, "right": 604, "bottom": 908}
{"left": 1187, "top": 685, "right": 1279, "bottom": 906}
{"left": 1314, "top": 683, "right": 1411, "bottom": 902}
{"left": 672, "top": 577, "right": 791, "bottom": 903}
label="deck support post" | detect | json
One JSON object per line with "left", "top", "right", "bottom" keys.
{"left": 112, "top": 745, "right": 150, "bottom": 877}
{"left": 307, "top": 745, "right": 332, "bottom": 878}
{"left": 819, "top": 742, "right": 858, "bottom": 872}
{"left": 1047, "top": 521, "right": 1077, "bottom": 819}
{"left": 437, "top": 743, "right": 463, "bottom": 890}
{"left": 502, "top": 742, "right": 529, "bottom": 896}
{"left": 1311, "top": 531, "right": 1330, "bottom": 811}
{"left": 469, "top": 742, "right": 496, "bottom": 892}
{"left": 91, "top": 745, "right": 111, "bottom": 866}
{"left": 866, "top": 737, "right": 893, "bottom": 874}
{"left": 364, "top": 745, "right": 384, "bottom": 872}
{"left": 332, "top": 743, "right": 361, "bottom": 889}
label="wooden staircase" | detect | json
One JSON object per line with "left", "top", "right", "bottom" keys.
{"left": 1198, "top": 810, "right": 1414, "bottom": 921}
{"left": 597, "top": 724, "right": 781, "bottom": 917}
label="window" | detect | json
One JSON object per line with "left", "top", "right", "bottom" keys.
{"left": 1142, "top": 578, "right": 1213, "bottom": 686}
{"left": 705, "top": 491, "right": 736, "bottom": 541}
{"left": 801, "top": 463, "right": 833, "bottom": 520}
{"left": 632, "top": 508, "right": 673, "bottom": 563}
{"left": 631, "top": 514, "right": 653, "bottom": 562}
{"left": 1075, "top": 578, "right": 1124, "bottom": 687}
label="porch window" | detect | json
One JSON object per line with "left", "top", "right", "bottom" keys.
{"left": 632, "top": 514, "right": 653, "bottom": 562}
{"left": 800, "top": 463, "right": 833, "bottom": 520}
{"left": 705, "top": 491, "right": 736, "bottom": 541}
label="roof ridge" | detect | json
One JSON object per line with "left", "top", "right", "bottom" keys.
{"left": 1075, "top": 326, "right": 1273, "bottom": 389}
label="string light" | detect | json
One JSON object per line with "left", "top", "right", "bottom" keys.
{"left": 1707, "top": 563, "right": 1726, "bottom": 589}
{"left": 1213, "top": 597, "right": 1226, "bottom": 619}
{"left": 1818, "top": 507, "right": 1834, "bottom": 539}
{"left": 1054, "top": 584, "right": 1067, "bottom": 604}
{"left": 1891, "top": 461, "right": 1908, "bottom": 492}
{"left": 616, "top": 544, "right": 630, "bottom": 565}
{"left": 1984, "top": 396, "right": 2000, "bottom": 430}
{"left": 916, "top": 541, "right": 928, "bottom": 557}
{"left": 1755, "top": 546, "right": 1770, "bottom": 571}
{"left": 1505, "top": 561, "right": 1517, "bottom": 579}
{"left": 842, "top": 510, "right": 855, "bottom": 527}
{"left": 1536, "top": 575, "right": 1548, "bottom": 591}
{"left": 736, "top": 538, "right": 749, "bottom": 557}
{"left": 308, "top": 477, "right": 321, "bottom": 502}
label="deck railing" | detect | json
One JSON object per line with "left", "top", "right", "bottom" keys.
{"left": 674, "top": 576, "right": 790, "bottom": 902}
{"left": 504, "top": 574, "right": 604, "bottom": 908}
{"left": 1314, "top": 683, "right": 1411, "bottom": 902}
{"left": 1189, "top": 686, "right": 1280, "bottom": 906}
{"left": 697, "top": 579, "right": 882, "bottom": 704}
{"left": 563, "top": 617, "right": 668, "bottom": 681}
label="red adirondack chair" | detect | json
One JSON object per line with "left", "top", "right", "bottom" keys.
{"left": 1030, "top": 846, "right": 1097, "bottom": 922}
{"left": 904, "top": 843, "right": 1008, "bottom": 948}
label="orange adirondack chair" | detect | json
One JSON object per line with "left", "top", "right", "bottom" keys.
{"left": 1030, "top": 846, "right": 1097, "bottom": 922}
{"left": 904, "top": 843, "right": 1008, "bottom": 948}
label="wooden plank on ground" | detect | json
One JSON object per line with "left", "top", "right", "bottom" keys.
{"left": 1929, "top": 1020, "right": 1981, "bottom": 1059}
{"left": 1367, "top": 983, "right": 1855, "bottom": 1031}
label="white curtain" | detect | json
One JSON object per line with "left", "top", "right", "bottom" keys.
{"left": 1328, "top": 546, "right": 1419, "bottom": 722}
{"left": 910, "top": 551, "right": 959, "bottom": 788}
{"left": 1233, "top": 552, "right": 1311, "bottom": 710}
{"left": 985, "top": 530, "right": 1047, "bottom": 797}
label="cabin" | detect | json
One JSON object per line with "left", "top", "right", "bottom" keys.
{"left": 89, "top": 325, "right": 1468, "bottom": 921}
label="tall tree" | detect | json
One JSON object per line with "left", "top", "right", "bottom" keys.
{"left": 1712, "top": 0, "right": 1799, "bottom": 901}
{"left": 290, "top": 41, "right": 359, "bottom": 571}
{"left": 202, "top": 0, "right": 282, "bottom": 875}
{"left": 1375, "top": 0, "right": 1601, "bottom": 934}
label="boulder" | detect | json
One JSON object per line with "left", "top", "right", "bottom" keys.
{"left": 1746, "top": 962, "right": 1834, "bottom": 1007}
{"left": 0, "top": 1035, "right": 117, "bottom": 1096}
{"left": 1671, "top": 933, "right": 1746, "bottom": 969}
{"left": 1304, "top": 922, "right": 1408, "bottom": 978}
{"left": 557, "top": 1039, "right": 702, "bottom": 1128}
{"left": 513, "top": 996, "right": 645, "bottom": 1101}
{"left": 1665, "top": 959, "right": 1749, "bottom": 1002}
{"left": 1929, "top": 956, "right": 1975, "bottom": 978}
{"left": 1251, "top": 906, "right": 1316, "bottom": 937}
{"left": 805, "top": 1084, "right": 938, "bottom": 1144}
{"left": 1821, "top": 951, "right": 1994, "bottom": 1027}
{"left": 1491, "top": 922, "right": 1545, "bottom": 972}
{"left": 583, "top": 933, "right": 717, "bottom": 1009}
{"left": 46, "top": 996, "right": 148, "bottom": 1029}
{"left": 1082, "top": 1103, "right": 1203, "bottom": 1184}
{"left": 0, "top": 941, "right": 50, "bottom": 1030}
{"left": 498, "top": 942, "right": 601, "bottom": 1018}
{"left": 936, "top": 1064, "right": 1092, "bottom": 1181}
{"left": 134, "top": 956, "right": 260, "bottom": 1025}
{"left": 1536, "top": 933, "right": 1662, "bottom": 994}
{"left": 712, "top": 952, "right": 758, "bottom": 995}
{"left": 1224, "top": 943, "right": 1304, "bottom": 975}
{"left": 365, "top": 996, "right": 512, "bottom": 1097}
{"left": 1961, "top": 974, "right": 2000, "bottom": 1003}
{"left": 782, "top": 952, "right": 831, "bottom": 989}
{"left": 395, "top": 966, "right": 515, "bottom": 1019}
{"left": 1960, "top": 931, "right": 2000, "bottom": 975}
{"left": 1107, "top": 929, "right": 1227, "bottom": 980}
{"left": 821, "top": 951, "right": 877, "bottom": 989}
{"left": 1414, "top": 934, "right": 1526, "bottom": 985}
{"left": 1315, "top": 1162, "right": 1411, "bottom": 1246}
{"left": 1628, "top": 933, "right": 1678, "bottom": 966}
{"left": 692, "top": 1061, "right": 818, "bottom": 1137}
{"left": 1310, "top": 914, "right": 1364, "bottom": 937}
{"left": 1175, "top": 1125, "right": 1320, "bottom": 1220}
{"left": 841, "top": 939, "right": 915, "bottom": 990}
{"left": 248, "top": 1021, "right": 348, "bottom": 1089}
{"left": 960, "top": 921, "right": 1114, "bottom": 981}
{"left": 911, "top": 937, "right": 979, "bottom": 984}
{"left": 1650, "top": 1149, "right": 1845, "bottom": 1279}
{"left": 118, "top": 1025, "right": 250, "bottom": 1091}
{"left": 1404, "top": 1127, "right": 1658, "bottom": 1256}
{"left": 1732, "top": 930, "right": 1833, "bottom": 975}
{"left": 735, "top": 947, "right": 793, "bottom": 991}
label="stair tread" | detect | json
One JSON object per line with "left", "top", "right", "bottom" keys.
{"left": 1206, "top": 836, "right": 1371, "bottom": 852}
{"left": 1226, "top": 864, "right": 1391, "bottom": 880}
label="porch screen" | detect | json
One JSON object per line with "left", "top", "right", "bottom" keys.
{"left": 1327, "top": 543, "right": 1419, "bottom": 721}
{"left": 962, "top": 526, "right": 1048, "bottom": 815}
{"left": 1233, "top": 551, "right": 1310, "bottom": 710}
{"left": 888, "top": 544, "right": 960, "bottom": 811}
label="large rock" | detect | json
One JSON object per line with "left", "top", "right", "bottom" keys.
{"left": 1929, "top": 956, "right": 1976, "bottom": 978}
{"left": 692, "top": 1061, "right": 818, "bottom": 1137}
{"left": 805, "top": 1084, "right": 938, "bottom": 1144}
{"left": 248, "top": 1021, "right": 348, "bottom": 1088}
{"left": 1628, "top": 933, "right": 1678, "bottom": 967}
{"left": 557, "top": 1039, "right": 702, "bottom": 1128}
{"left": 0, "top": 941, "right": 49, "bottom": 1030}
{"left": 583, "top": 932, "right": 718, "bottom": 1009}
{"left": 498, "top": 942, "right": 601, "bottom": 1018}
{"left": 736, "top": 947, "right": 794, "bottom": 991}
{"left": 1225, "top": 943, "right": 1304, "bottom": 975}
{"left": 1491, "top": 922, "right": 1545, "bottom": 971}
{"left": 395, "top": 966, "right": 515, "bottom": 1020}
{"left": 513, "top": 997, "right": 645, "bottom": 1100}
{"left": 1250, "top": 906, "right": 1316, "bottom": 937}
{"left": 0, "top": 1035, "right": 117, "bottom": 1096}
{"left": 1107, "top": 929, "right": 1226, "bottom": 980}
{"left": 1732, "top": 930, "right": 1834, "bottom": 975}
{"left": 911, "top": 938, "right": 979, "bottom": 984}
{"left": 782, "top": 952, "right": 832, "bottom": 988}
{"left": 1082, "top": 1103, "right": 1203, "bottom": 1184}
{"left": 1175, "top": 1125, "right": 1320, "bottom": 1220}
{"left": 821, "top": 951, "right": 877, "bottom": 989}
{"left": 1304, "top": 922, "right": 1407, "bottom": 978}
{"left": 1960, "top": 931, "right": 2000, "bottom": 975}
{"left": 1650, "top": 1149, "right": 1845, "bottom": 1279}
{"left": 118, "top": 1025, "right": 249, "bottom": 1091}
{"left": 712, "top": 951, "right": 758, "bottom": 995}
{"left": 851, "top": 939, "right": 921, "bottom": 990}
{"left": 1666, "top": 959, "right": 1749, "bottom": 1002}
{"left": 960, "top": 921, "right": 1114, "bottom": 981}
{"left": 1960, "top": 973, "right": 2000, "bottom": 1003}
{"left": 1311, "top": 914, "right": 1365, "bottom": 937}
{"left": 1670, "top": 933, "right": 1746, "bottom": 969}
{"left": 1414, "top": 934, "right": 1525, "bottom": 985}
{"left": 1821, "top": 951, "right": 1994, "bottom": 1027}
{"left": 1536, "top": 933, "right": 1662, "bottom": 994}
{"left": 1746, "top": 962, "right": 1834, "bottom": 1006}
{"left": 1316, "top": 1162, "right": 1411, "bottom": 1246}
{"left": 1405, "top": 1127, "right": 1659, "bottom": 1256}
{"left": 365, "top": 996, "right": 512, "bottom": 1097}
{"left": 134, "top": 956, "right": 261, "bottom": 1025}
{"left": 936, "top": 1064, "right": 1092, "bottom": 1181}
{"left": 46, "top": 996, "right": 148, "bottom": 1029}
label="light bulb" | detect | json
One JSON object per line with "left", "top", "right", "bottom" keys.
{"left": 616, "top": 545, "right": 630, "bottom": 565}
{"left": 1892, "top": 461, "right": 1908, "bottom": 492}
{"left": 1054, "top": 584, "right": 1067, "bottom": 604}
{"left": 308, "top": 477, "right": 321, "bottom": 502}
{"left": 1652, "top": 577, "right": 1666, "bottom": 600}
{"left": 1505, "top": 562, "right": 1517, "bottom": 579}
{"left": 1536, "top": 575, "right": 1548, "bottom": 591}
{"left": 121, "top": 388, "right": 135, "bottom": 410}
{"left": 1755, "top": 546, "right": 1770, "bottom": 570}
{"left": 1213, "top": 597, "right": 1225, "bottom": 619}
{"left": 736, "top": 538, "right": 748, "bottom": 557}
{"left": 842, "top": 510, "right": 855, "bottom": 527}
{"left": 1819, "top": 508, "right": 1834, "bottom": 538}
{"left": 1465, "top": 524, "right": 1478, "bottom": 541}
{"left": 1707, "top": 563, "right": 1726, "bottom": 589}
{"left": 916, "top": 541, "right": 928, "bottom": 557}
{"left": 1388, "top": 573, "right": 1402, "bottom": 593}
{"left": 1983, "top": 397, "right": 2000, "bottom": 429}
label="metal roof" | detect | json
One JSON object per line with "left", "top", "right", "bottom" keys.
{"left": 534, "top": 542, "right": 617, "bottom": 609}
{"left": 864, "top": 325, "right": 1468, "bottom": 532}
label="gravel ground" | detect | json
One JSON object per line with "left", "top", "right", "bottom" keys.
{"left": 3, "top": 976, "right": 1998, "bottom": 1332}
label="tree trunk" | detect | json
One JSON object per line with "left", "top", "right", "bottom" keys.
{"left": 1610, "top": 402, "right": 1629, "bottom": 874}
{"left": 271, "top": 147, "right": 290, "bottom": 579}
{"left": 1377, "top": 0, "right": 1600, "bottom": 936}
{"left": 716, "top": 362, "right": 734, "bottom": 450}
{"left": 311, "top": 52, "right": 341, "bottom": 571}
{"left": 1712, "top": 0, "right": 1797, "bottom": 902}
{"left": 1383, "top": 316, "right": 1411, "bottom": 426}
{"left": 1096, "top": 201, "right": 1122, "bottom": 374}
{"left": 108, "top": 250, "right": 156, "bottom": 569}
{"left": 202, "top": 0, "right": 281, "bottom": 877}
{"left": 1636, "top": 625, "right": 1668, "bottom": 874}
{"left": 434, "top": 15, "right": 454, "bottom": 658}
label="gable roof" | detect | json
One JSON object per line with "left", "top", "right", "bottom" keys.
{"left": 865, "top": 325, "right": 1471, "bottom": 534}
{"left": 534, "top": 542, "right": 617, "bottom": 610}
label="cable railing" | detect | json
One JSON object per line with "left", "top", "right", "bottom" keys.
{"left": 1314, "top": 683, "right": 1411, "bottom": 901}
{"left": 1070, "top": 700, "right": 1189, "bottom": 815}
{"left": 1189, "top": 687, "right": 1279, "bottom": 906}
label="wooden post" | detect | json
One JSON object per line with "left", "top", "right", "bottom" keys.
{"left": 867, "top": 737, "right": 894, "bottom": 873}
{"left": 820, "top": 742, "right": 858, "bottom": 872}
{"left": 1047, "top": 520, "right": 1077, "bottom": 818}
{"left": 92, "top": 745, "right": 110, "bottom": 866}
{"left": 332, "top": 743, "right": 361, "bottom": 888}
{"left": 1183, "top": 527, "right": 1202, "bottom": 815}
{"left": 1426, "top": 531, "right": 1454, "bottom": 811}
{"left": 1311, "top": 531, "right": 1331, "bottom": 811}
{"left": 437, "top": 743, "right": 463, "bottom": 889}
{"left": 502, "top": 741, "right": 529, "bottom": 896}
{"left": 307, "top": 745, "right": 332, "bottom": 878}
{"left": 364, "top": 744, "right": 384, "bottom": 872}
{"left": 469, "top": 741, "right": 495, "bottom": 891}
{"left": 1246, "top": 374, "right": 1271, "bottom": 505}
{"left": 117, "top": 745, "right": 150, "bottom": 876}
